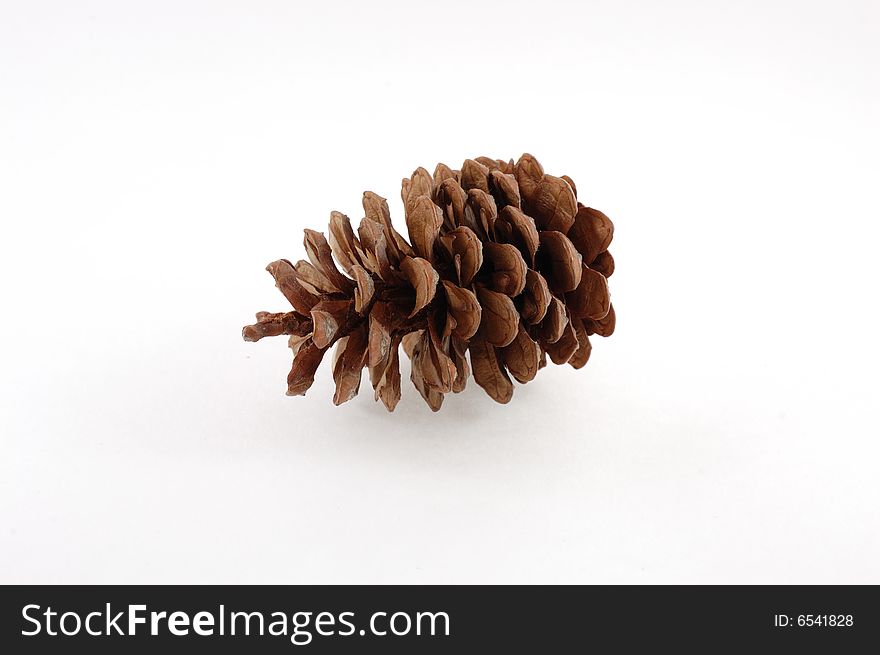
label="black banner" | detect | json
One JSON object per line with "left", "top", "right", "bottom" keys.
{"left": 1, "top": 586, "right": 876, "bottom": 653}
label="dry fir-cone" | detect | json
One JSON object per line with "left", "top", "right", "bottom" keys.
{"left": 243, "top": 154, "right": 615, "bottom": 411}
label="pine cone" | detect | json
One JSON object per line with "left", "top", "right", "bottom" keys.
{"left": 243, "top": 154, "right": 615, "bottom": 411}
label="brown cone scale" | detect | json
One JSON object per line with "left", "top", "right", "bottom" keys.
{"left": 243, "top": 154, "right": 615, "bottom": 411}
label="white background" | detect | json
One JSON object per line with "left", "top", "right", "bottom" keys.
{"left": 2, "top": 0, "right": 878, "bottom": 584}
